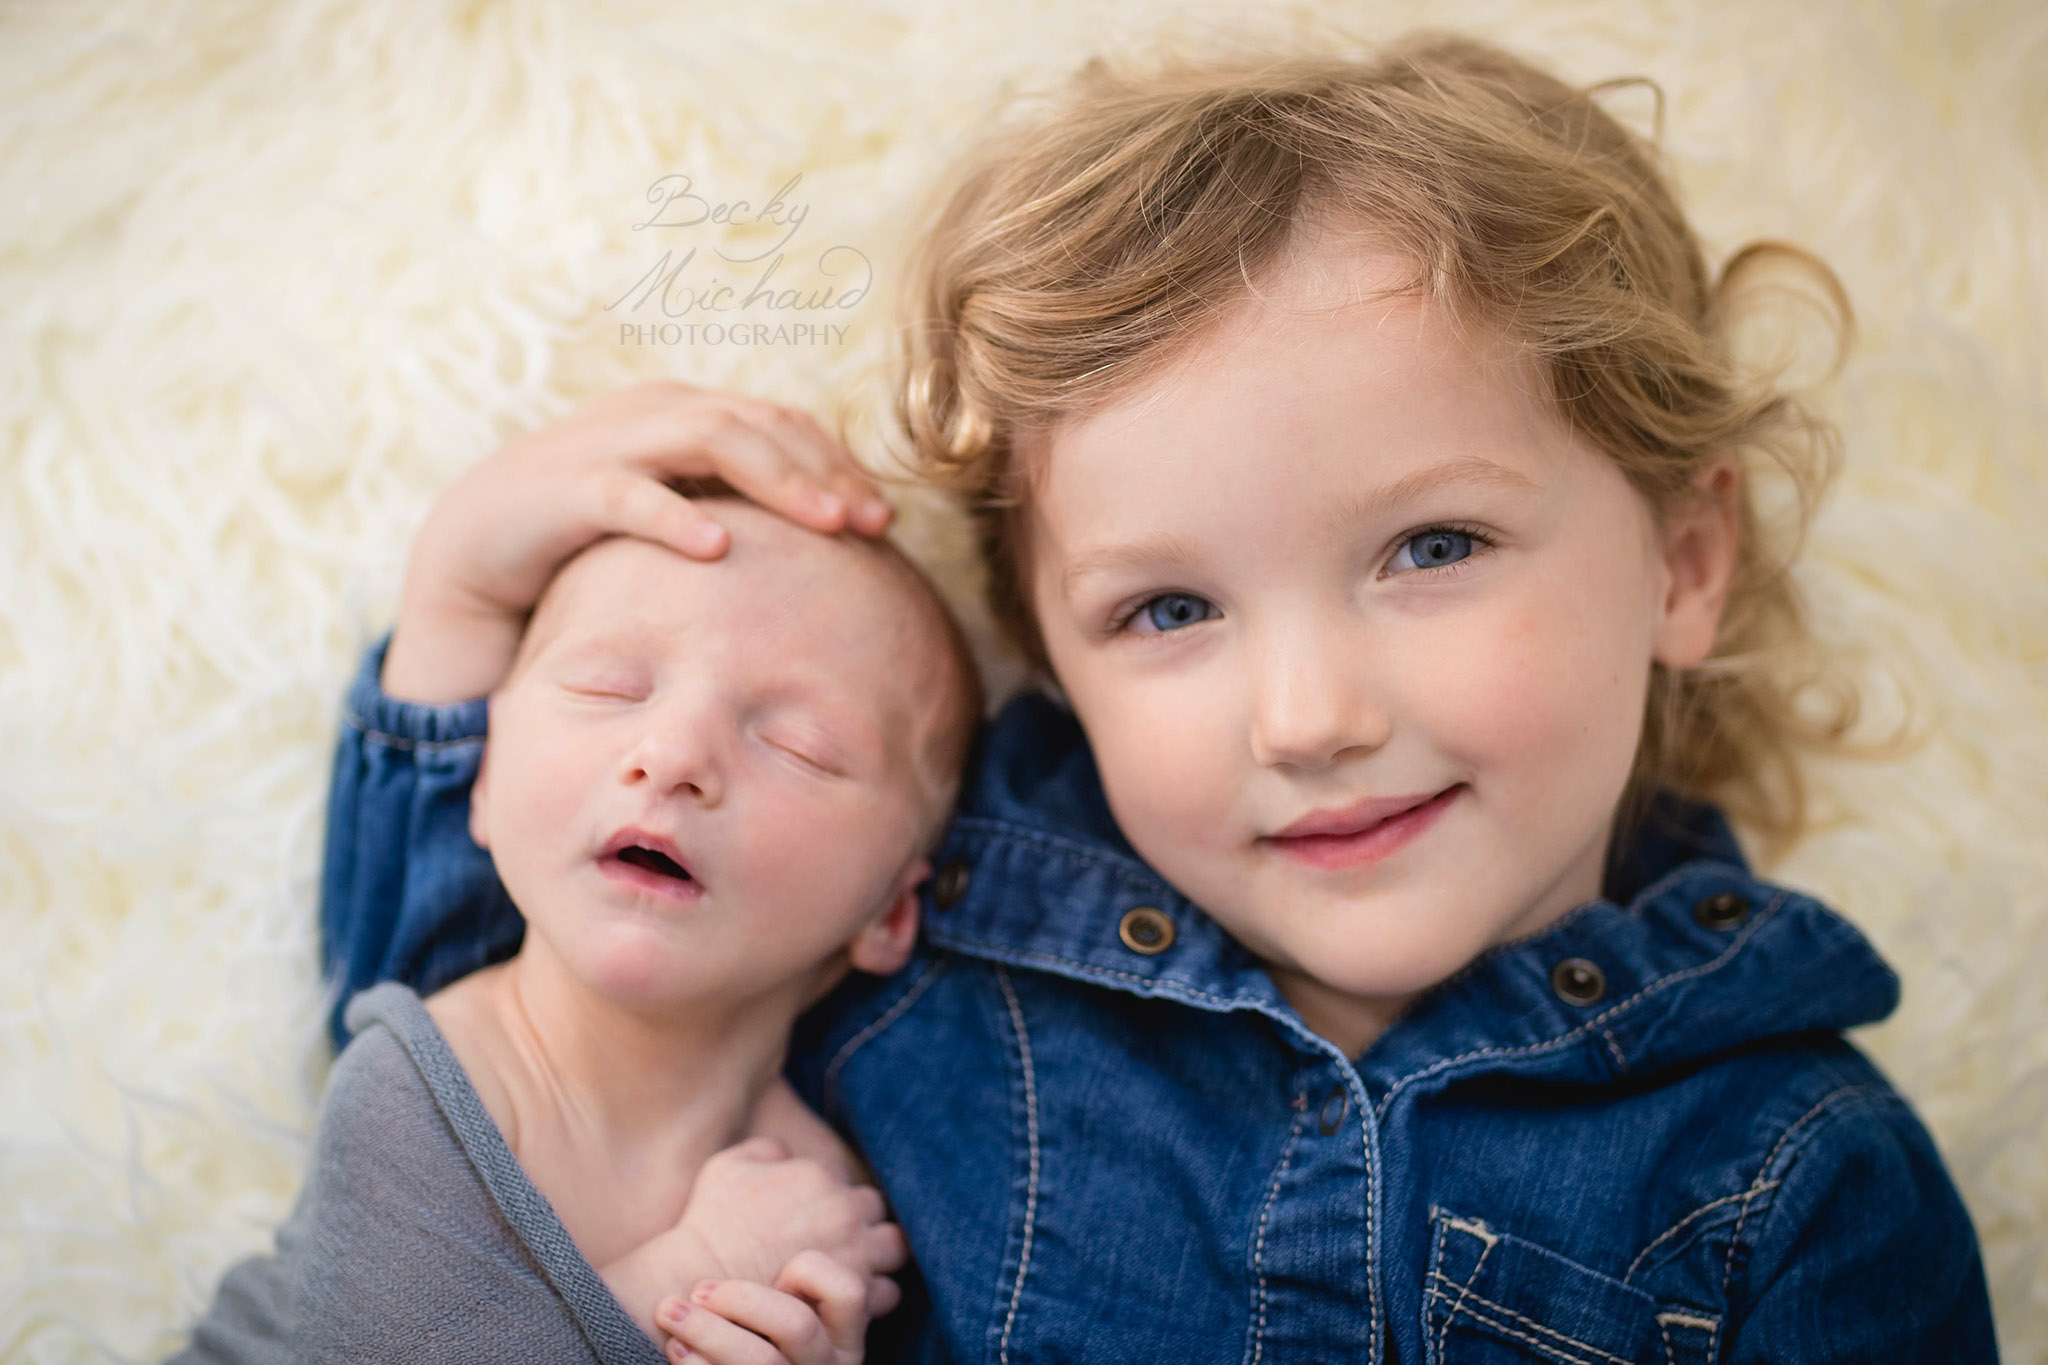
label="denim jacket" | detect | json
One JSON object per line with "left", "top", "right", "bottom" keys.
{"left": 323, "top": 640, "right": 1997, "bottom": 1363}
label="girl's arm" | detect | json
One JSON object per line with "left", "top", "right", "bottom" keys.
{"left": 1724, "top": 1090, "right": 1998, "bottom": 1362}
{"left": 318, "top": 640, "right": 512, "bottom": 1050}
{"left": 319, "top": 383, "right": 891, "bottom": 1048}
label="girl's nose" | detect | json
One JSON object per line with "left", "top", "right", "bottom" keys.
{"left": 1247, "top": 625, "right": 1388, "bottom": 770}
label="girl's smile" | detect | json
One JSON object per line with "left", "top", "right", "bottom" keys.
{"left": 1027, "top": 226, "right": 1738, "bottom": 1056}
{"left": 1265, "top": 784, "right": 1465, "bottom": 871}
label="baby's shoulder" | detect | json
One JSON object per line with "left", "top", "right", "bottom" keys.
{"left": 417, "top": 966, "right": 522, "bottom": 1144}
{"left": 323, "top": 984, "right": 481, "bottom": 1185}
{"left": 289, "top": 988, "right": 643, "bottom": 1358}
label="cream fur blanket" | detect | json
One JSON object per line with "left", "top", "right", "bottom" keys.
{"left": 2, "top": 0, "right": 2042, "bottom": 1358}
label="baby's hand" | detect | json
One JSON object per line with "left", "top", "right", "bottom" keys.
{"left": 600, "top": 1135, "right": 907, "bottom": 1341}
{"left": 381, "top": 381, "right": 893, "bottom": 702}
{"left": 655, "top": 1250, "right": 886, "bottom": 1365}
{"left": 673, "top": 1137, "right": 908, "bottom": 1291}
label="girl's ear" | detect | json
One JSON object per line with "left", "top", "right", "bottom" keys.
{"left": 1652, "top": 459, "right": 1743, "bottom": 670}
{"left": 846, "top": 858, "right": 928, "bottom": 977}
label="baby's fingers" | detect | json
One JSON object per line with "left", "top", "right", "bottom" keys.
{"left": 856, "top": 1220, "right": 908, "bottom": 1277}
{"left": 659, "top": 1298, "right": 784, "bottom": 1365}
{"left": 865, "top": 1273, "right": 902, "bottom": 1320}
{"left": 660, "top": 1280, "right": 847, "bottom": 1365}
{"left": 776, "top": 1249, "right": 873, "bottom": 1352}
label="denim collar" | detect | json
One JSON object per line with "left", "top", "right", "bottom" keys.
{"left": 924, "top": 692, "right": 1900, "bottom": 1090}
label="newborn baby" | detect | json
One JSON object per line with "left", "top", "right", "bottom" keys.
{"left": 177, "top": 501, "right": 979, "bottom": 1365}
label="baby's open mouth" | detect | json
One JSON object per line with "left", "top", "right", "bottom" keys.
{"left": 616, "top": 845, "right": 692, "bottom": 882}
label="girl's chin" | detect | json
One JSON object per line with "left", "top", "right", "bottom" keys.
{"left": 1265, "top": 921, "right": 1502, "bottom": 1007}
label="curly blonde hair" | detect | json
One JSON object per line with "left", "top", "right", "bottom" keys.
{"left": 894, "top": 32, "right": 1866, "bottom": 862}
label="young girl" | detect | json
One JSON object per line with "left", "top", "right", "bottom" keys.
{"left": 311, "top": 33, "right": 1995, "bottom": 1363}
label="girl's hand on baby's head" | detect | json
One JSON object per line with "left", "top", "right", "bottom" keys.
{"left": 382, "top": 381, "right": 893, "bottom": 702}
{"left": 656, "top": 1250, "right": 877, "bottom": 1365}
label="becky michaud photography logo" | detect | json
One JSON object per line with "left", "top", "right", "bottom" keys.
{"left": 608, "top": 172, "right": 870, "bottom": 348}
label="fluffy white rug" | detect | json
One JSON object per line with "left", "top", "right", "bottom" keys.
{"left": 2, "top": 0, "right": 2042, "bottom": 1357}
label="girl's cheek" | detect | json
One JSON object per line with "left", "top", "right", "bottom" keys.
{"left": 1412, "top": 595, "right": 1621, "bottom": 767}
{"left": 1092, "top": 684, "right": 1233, "bottom": 827}
{"left": 1484, "top": 599, "right": 1655, "bottom": 794}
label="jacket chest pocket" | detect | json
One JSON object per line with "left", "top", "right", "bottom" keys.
{"left": 1424, "top": 1210, "right": 1721, "bottom": 1365}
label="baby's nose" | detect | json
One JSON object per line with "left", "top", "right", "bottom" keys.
{"left": 622, "top": 722, "right": 724, "bottom": 804}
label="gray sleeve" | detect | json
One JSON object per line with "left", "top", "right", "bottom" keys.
{"left": 169, "top": 988, "right": 663, "bottom": 1365}
{"left": 168, "top": 1244, "right": 296, "bottom": 1365}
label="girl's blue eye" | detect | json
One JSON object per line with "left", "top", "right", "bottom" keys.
{"left": 1133, "top": 593, "right": 1217, "bottom": 633}
{"left": 1391, "top": 529, "right": 1476, "bottom": 573}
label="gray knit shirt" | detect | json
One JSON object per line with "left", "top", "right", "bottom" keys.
{"left": 169, "top": 983, "right": 665, "bottom": 1365}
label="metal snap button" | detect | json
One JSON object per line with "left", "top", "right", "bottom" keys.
{"left": 1117, "top": 906, "right": 1176, "bottom": 955}
{"left": 1693, "top": 891, "right": 1751, "bottom": 931}
{"left": 930, "top": 860, "right": 970, "bottom": 911}
{"left": 1317, "top": 1084, "right": 1349, "bottom": 1136}
{"left": 1550, "top": 957, "right": 1607, "bottom": 1006}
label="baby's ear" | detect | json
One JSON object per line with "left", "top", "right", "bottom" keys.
{"left": 846, "top": 858, "right": 926, "bottom": 977}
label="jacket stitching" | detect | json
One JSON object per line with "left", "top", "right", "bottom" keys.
{"left": 1625, "top": 1182, "right": 1780, "bottom": 1283}
{"left": 1374, "top": 888, "right": 1792, "bottom": 1122}
{"left": 1599, "top": 1029, "right": 1629, "bottom": 1073}
{"left": 1359, "top": 1079, "right": 1385, "bottom": 1363}
{"left": 1426, "top": 1280, "right": 1629, "bottom": 1365}
{"left": 344, "top": 710, "right": 486, "bottom": 754}
{"left": 820, "top": 957, "right": 948, "bottom": 1106}
{"left": 1425, "top": 1216, "right": 1449, "bottom": 1365}
{"left": 993, "top": 966, "right": 1040, "bottom": 1365}
{"left": 1244, "top": 1099, "right": 1308, "bottom": 1365}
{"left": 930, "top": 934, "right": 1254, "bottom": 1008}
{"left": 947, "top": 818, "right": 1177, "bottom": 891}
{"left": 1429, "top": 1216, "right": 1499, "bottom": 1363}
{"left": 1655, "top": 1311, "right": 1721, "bottom": 1365}
{"left": 1721, "top": 1084, "right": 1893, "bottom": 1301}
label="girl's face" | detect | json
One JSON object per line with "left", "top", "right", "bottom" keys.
{"left": 1026, "top": 231, "right": 1736, "bottom": 1054}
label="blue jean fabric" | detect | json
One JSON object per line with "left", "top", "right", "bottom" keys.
{"left": 322, "top": 639, "right": 1997, "bottom": 1363}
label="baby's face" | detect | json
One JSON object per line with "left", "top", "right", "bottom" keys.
{"left": 471, "top": 513, "right": 947, "bottom": 1012}
{"left": 1027, "top": 230, "right": 1731, "bottom": 1048}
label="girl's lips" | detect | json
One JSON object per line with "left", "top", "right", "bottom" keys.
{"left": 1264, "top": 785, "right": 1462, "bottom": 870}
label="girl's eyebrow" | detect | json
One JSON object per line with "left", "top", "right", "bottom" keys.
{"left": 1319, "top": 456, "right": 1540, "bottom": 536}
{"left": 1059, "top": 534, "right": 1199, "bottom": 601}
